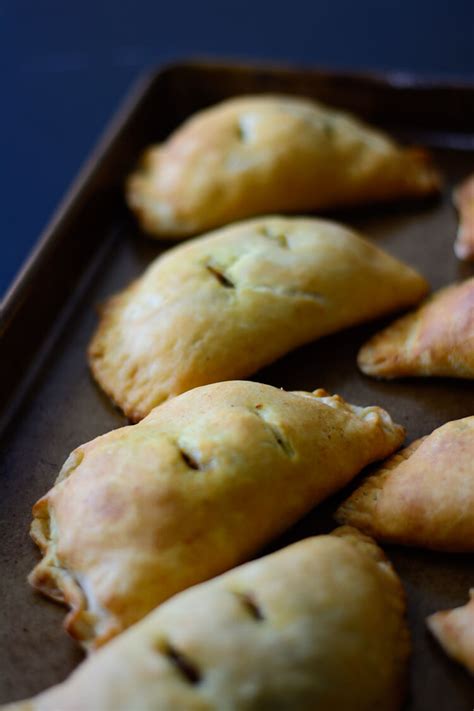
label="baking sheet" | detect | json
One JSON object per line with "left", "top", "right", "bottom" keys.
{"left": 0, "top": 61, "right": 473, "bottom": 709}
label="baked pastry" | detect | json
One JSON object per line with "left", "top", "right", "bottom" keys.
{"left": 8, "top": 528, "right": 410, "bottom": 710}
{"left": 126, "top": 94, "right": 441, "bottom": 238}
{"left": 28, "top": 381, "right": 404, "bottom": 649}
{"left": 428, "top": 591, "right": 474, "bottom": 675}
{"left": 336, "top": 416, "right": 474, "bottom": 551}
{"left": 358, "top": 277, "right": 474, "bottom": 380}
{"left": 89, "top": 215, "right": 428, "bottom": 421}
{"left": 454, "top": 174, "right": 474, "bottom": 261}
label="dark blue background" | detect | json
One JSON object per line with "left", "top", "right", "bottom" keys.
{"left": 1, "top": 0, "right": 473, "bottom": 296}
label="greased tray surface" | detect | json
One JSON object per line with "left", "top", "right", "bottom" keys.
{"left": 0, "top": 61, "right": 473, "bottom": 709}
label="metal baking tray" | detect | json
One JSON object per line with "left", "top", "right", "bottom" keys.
{"left": 1, "top": 60, "right": 473, "bottom": 709}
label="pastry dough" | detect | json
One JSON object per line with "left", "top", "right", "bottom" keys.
{"left": 358, "top": 277, "right": 474, "bottom": 380}
{"left": 427, "top": 590, "right": 474, "bottom": 675}
{"left": 454, "top": 174, "right": 474, "bottom": 261}
{"left": 336, "top": 417, "right": 474, "bottom": 551}
{"left": 28, "top": 381, "right": 404, "bottom": 649}
{"left": 89, "top": 215, "right": 428, "bottom": 421}
{"left": 126, "top": 94, "right": 441, "bottom": 238}
{"left": 8, "top": 529, "right": 410, "bottom": 710}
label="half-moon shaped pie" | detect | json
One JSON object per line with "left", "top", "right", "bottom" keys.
{"left": 9, "top": 528, "right": 410, "bottom": 710}
{"left": 428, "top": 590, "right": 474, "bottom": 675}
{"left": 336, "top": 416, "right": 474, "bottom": 551}
{"left": 127, "top": 94, "right": 441, "bottom": 238}
{"left": 358, "top": 277, "right": 474, "bottom": 380}
{"left": 89, "top": 215, "right": 428, "bottom": 421}
{"left": 28, "top": 381, "right": 404, "bottom": 649}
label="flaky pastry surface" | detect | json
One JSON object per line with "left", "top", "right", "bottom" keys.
{"left": 11, "top": 529, "right": 409, "bottom": 710}
{"left": 428, "top": 590, "right": 474, "bottom": 675}
{"left": 29, "top": 381, "right": 404, "bottom": 649}
{"left": 89, "top": 216, "right": 428, "bottom": 420}
{"left": 358, "top": 277, "right": 474, "bottom": 380}
{"left": 336, "top": 416, "right": 474, "bottom": 551}
{"left": 127, "top": 94, "right": 440, "bottom": 238}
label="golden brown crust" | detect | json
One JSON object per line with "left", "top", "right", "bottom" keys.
{"left": 336, "top": 416, "right": 474, "bottom": 551}
{"left": 126, "top": 94, "right": 441, "bottom": 238}
{"left": 89, "top": 215, "right": 428, "bottom": 421}
{"left": 13, "top": 530, "right": 410, "bottom": 710}
{"left": 28, "top": 381, "right": 404, "bottom": 649}
{"left": 358, "top": 277, "right": 474, "bottom": 379}
{"left": 453, "top": 174, "right": 474, "bottom": 261}
{"left": 427, "top": 590, "right": 474, "bottom": 674}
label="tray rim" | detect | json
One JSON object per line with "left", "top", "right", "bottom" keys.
{"left": 1, "top": 57, "right": 474, "bottom": 709}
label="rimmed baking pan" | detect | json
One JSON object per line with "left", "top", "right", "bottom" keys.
{"left": 1, "top": 60, "right": 473, "bottom": 708}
